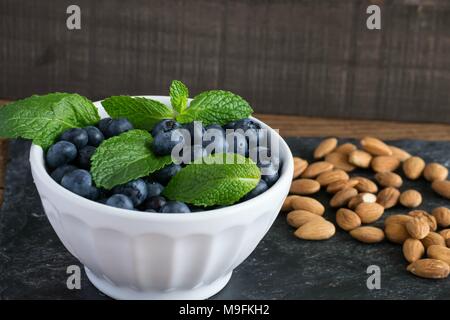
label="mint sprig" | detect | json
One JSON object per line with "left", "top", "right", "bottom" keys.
{"left": 91, "top": 130, "right": 172, "bottom": 189}
{"left": 0, "top": 93, "right": 100, "bottom": 150}
{"left": 170, "top": 80, "right": 189, "bottom": 114}
{"left": 163, "top": 153, "right": 261, "bottom": 206}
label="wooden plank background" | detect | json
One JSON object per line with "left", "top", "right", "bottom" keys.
{"left": 1, "top": 0, "right": 450, "bottom": 123}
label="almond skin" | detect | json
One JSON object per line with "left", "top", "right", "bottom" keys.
{"left": 301, "top": 161, "right": 334, "bottom": 179}
{"left": 355, "top": 202, "right": 385, "bottom": 224}
{"left": 424, "top": 163, "right": 448, "bottom": 182}
{"left": 336, "top": 208, "right": 361, "bottom": 231}
{"left": 388, "top": 145, "right": 411, "bottom": 162}
{"left": 281, "top": 195, "right": 301, "bottom": 212}
{"left": 330, "top": 187, "right": 358, "bottom": 208}
{"left": 314, "top": 138, "right": 338, "bottom": 159}
{"left": 348, "top": 150, "right": 372, "bottom": 168}
{"left": 334, "top": 143, "right": 357, "bottom": 155}
{"left": 408, "top": 210, "right": 438, "bottom": 231}
{"left": 427, "top": 245, "right": 450, "bottom": 265}
{"left": 348, "top": 193, "right": 377, "bottom": 210}
{"left": 324, "top": 152, "right": 356, "bottom": 172}
{"left": 375, "top": 172, "right": 403, "bottom": 188}
{"left": 290, "top": 179, "right": 321, "bottom": 195}
{"left": 371, "top": 156, "right": 400, "bottom": 173}
{"left": 407, "top": 259, "right": 450, "bottom": 279}
{"left": 316, "top": 169, "right": 349, "bottom": 187}
{"left": 360, "top": 137, "right": 392, "bottom": 156}
{"left": 406, "top": 217, "right": 430, "bottom": 240}
{"left": 385, "top": 223, "right": 410, "bottom": 244}
{"left": 421, "top": 232, "right": 446, "bottom": 249}
{"left": 287, "top": 210, "right": 324, "bottom": 228}
{"left": 403, "top": 156, "right": 425, "bottom": 180}
{"left": 377, "top": 187, "right": 400, "bottom": 209}
{"left": 293, "top": 157, "right": 308, "bottom": 179}
{"left": 432, "top": 207, "right": 450, "bottom": 228}
{"left": 403, "top": 238, "right": 425, "bottom": 263}
{"left": 294, "top": 220, "right": 335, "bottom": 240}
{"left": 350, "top": 226, "right": 385, "bottom": 243}
{"left": 353, "top": 177, "right": 378, "bottom": 193}
{"left": 431, "top": 180, "right": 450, "bottom": 199}
{"left": 439, "top": 229, "right": 450, "bottom": 240}
{"left": 291, "top": 196, "right": 325, "bottom": 216}
{"left": 399, "top": 189, "right": 422, "bottom": 208}
{"left": 326, "top": 178, "right": 359, "bottom": 194}
{"left": 384, "top": 214, "right": 413, "bottom": 226}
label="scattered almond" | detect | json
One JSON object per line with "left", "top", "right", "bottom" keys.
{"left": 330, "top": 187, "right": 358, "bottom": 208}
{"left": 334, "top": 143, "right": 357, "bottom": 155}
{"left": 406, "top": 217, "right": 430, "bottom": 240}
{"left": 375, "top": 172, "right": 403, "bottom": 188}
{"left": 348, "top": 193, "right": 377, "bottom": 210}
{"left": 385, "top": 223, "right": 410, "bottom": 244}
{"left": 389, "top": 145, "right": 411, "bottom": 162}
{"left": 407, "top": 259, "right": 450, "bottom": 279}
{"left": 301, "top": 161, "right": 334, "bottom": 179}
{"left": 353, "top": 176, "right": 378, "bottom": 193}
{"left": 324, "top": 152, "right": 355, "bottom": 172}
{"left": 293, "top": 157, "right": 309, "bottom": 179}
{"left": 355, "top": 202, "right": 385, "bottom": 224}
{"left": 336, "top": 208, "right": 361, "bottom": 231}
{"left": 403, "top": 238, "right": 425, "bottom": 263}
{"left": 360, "top": 137, "right": 392, "bottom": 156}
{"left": 439, "top": 229, "right": 450, "bottom": 240}
{"left": 326, "top": 178, "right": 359, "bottom": 194}
{"left": 427, "top": 245, "right": 450, "bottom": 265}
{"left": 291, "top": 196, "right": 325, "bottom": 216}
{"left": 313, "top": 137, "right": 338, "bottom": 159}
{"left": 350, "top": 226, "right": 384, "bottom": 243}
{"left": 424, "top": 163, "right": 448, "bottom": 182}
{"left": 281, "top": 195, "right": 301, "bottom": 212}
{"left": 431, "top": 180, "right": 450, "bottom": 199}
{"left": 399, "top": 189, "right": 422, "bottom": 208}
{"left": 316, "top": 169, "right": 349, "bottom": 187}
{"left": 377, "top": 187, "right": 400, "bottom": 209}
{"left": 403, "top": 156, "right": 425, "bottom": 180}
{"left": 421, "top": 232, "right": 446, "bottom": 249}
{"left": 384, "top": 214, "right": 413, "bottom": 226}
{"left": 409, "top": 210, "right": 438, "bottom": 231}
{"left": 348, "top": 150, "right": 372, "bottom": 168}
{"left": 294, "top": 220, "right": 335, "bottom": 240}
{"left": 287, "top": 210, "right": 324, "bottom": 228}
{"left": 290, "top": 179, "right": 321, "bottom": 195}
{"left": 432, "top": 207, "right": 450, "bottom": 228}
{"left": 371, "top": 156, "right": 400, "bottom": 173}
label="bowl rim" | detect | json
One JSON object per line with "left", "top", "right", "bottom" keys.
{"left": 29, "top": 95, "right": 294, "bottom": 220}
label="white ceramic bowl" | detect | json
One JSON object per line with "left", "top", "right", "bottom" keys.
{"left": 29, "top": 96, "right": 293, "bottom": 300}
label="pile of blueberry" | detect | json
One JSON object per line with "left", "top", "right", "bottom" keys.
{"left": 45, "top": 117, "right": 280, "bottom": 213}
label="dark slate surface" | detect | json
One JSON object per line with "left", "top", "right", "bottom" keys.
{"left": 0, "top": 137, "right": 449, "bottom": 300}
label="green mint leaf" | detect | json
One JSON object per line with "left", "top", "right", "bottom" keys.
{"left": 163, "top": 153, "right": 261, "bottom": 206}
{"left": 169, "top": 80, "right": 189, "bottom": 114}
{"left": 0, "top": 93, "right": 100, "bottom": 150}
{"left": 176, "top": 90, "right": 253, "bottom": 126}
{"left": 91, "top": 129, "right": 172, "bottom": 189}
{"left": 101, "top": 96, "right": 174, "bottom": 131}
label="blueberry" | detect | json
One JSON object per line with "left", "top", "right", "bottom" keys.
{"left": 181, "top": 145, "right": 207, "bottom": 164}
{"left": 98, "top": 118, "right": 113, "bottom": 135}
{"left": 46, "top": 141, "right": 78, "bottom": 168}
{"left": 112, "top": 179, "right": 148, "bottom": 206}
{"left": 153, "top": 163, "right": 182, "bottom": 185}
{"left": 226, "top": 132, "right": 248, "bottom": 157}
{"left": 233, "top": 118, "right": 261, "bottom": 132}
{"left": 203, "top": 126, "right": 228, "bottom": 154}
{"left": 160, "top": 201, "right": 191, "bottom": 213}
{"left": 183, "top": 122, "right": 205, "bottom": 145}
{"left": 85, "top": 126, "right": 104, "bottom": 147}
{"left": 85, "top": 186, "right": 101, "bottom": 200}
{"left": 61, "top": 169, "right": 93, "bottom": 198}
{"left": 145, "top": 181, "right": 164, "bottom": 198}
{"left": 106, "top": 194, "right": 134, "bottom": 210}
{"left": 142, "top": 196, "right": 167, "bottom": 211}
{"left": 105, "top": 118, "right": 133, "bottom": 137}
{"left": 77, "top": 146, "right": 96, "bottom": 169}
{"left": 261, "top": 163, "right": 280, "bottom": 187}
{"left": 152, "top": 129, "right": 185, "bottom": 156}
{"left": 50, "top": 164, "right": 77, "bottom": 184}
{"left": 59, "top": 128, "right": 89, "bottom": 149}
{"left": 223, "top": 121, "right": 236, "bottom": 130}
{"left": 241, "top": 180, "right": 268, "bottom": 201}
{"left": 151, "top": 119, "right": 181, "bottom": 137}
{"left": 249, "top": 146, "right": 274, "bottom": 167}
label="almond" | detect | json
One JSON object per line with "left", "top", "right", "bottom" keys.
{"left": 289, "top": 179, "right": 321, "bottom": 195}
{"left": 293, "top": 157, "right": 308, "bottom": 179}
{"left": 291, "top": 196, "right": 325, "bottom": 216}
{"left": 336, "top": 208, "right": 361, "bottom": 231}
{"left": 301, "top": 161, "right": 334, "bottom": 179}
{"left": 334, "top": 143, "right": 357, "bottom": 155}
{"left": 294, "top": 220, "right": 335, "bottom": 240}
{"left": 421, "top": 232, "right": 446, "bottom": 249}
{"left": 350, "top": 226, "right": 384, "bottom": 243}
{"left": 326, "top": 178, "right": 359, "bottom": 194}
{"left": 374, "top": 172, "right": 403, "bottom": 188}
{"left": 403, "top": 238, "right": 425, "bottom": 263}
{"left": 431, "top": 180, "right": 450, "bottom": 199}
{"left": 439, "top": 229, "right": 450, "bottom": 240}
{"left": 377, "top": 187, "right": 400, "bottom": 209}
{"left": 384, "top": 214, "right": 413, "bottom": 226}
{"left": 408, "top": 210, "right": 438, "bottom": 231}
{"left": 427, "top": 245, "right": 450, "bottom": 265}
{"left": 424, "top": 163, "right": 448, "bottom": 182}
{"left": 399, "top": 189, "right": 422, "bottom": 208}
{"left": 371, "top": 156, "right": 400, "bottom": 173}
{"left": 353, "top": 176, "right": 378, "bottom": 193}
{"left": 403, "top": 156, "right": 425, "bottom": 180}
{"left": 324, "top": 152, "right": 355, "bottom": 172}
{"left": 432, "top": 207, "right": 450, "bottom": 228}
{"left": 360, "top": 137, "right": 392, "bottom": 156}
{"left": 286, "top": 210, "right": 324, "bottom": 228}
{"left": 355, "top": 202, "right": 384, "bottom": 224}
{"left": 385, "top": 223, "right": 410, "bottom": 244}
{"left": 407, "top": 259, "right": 450, "bottom": 279}
{"left": 281, "top": 195, "right": 301, "bottom": 212}
{"left": 348, "top": 150, "right": 372, "bottom": 168}
{"left": 406, "top": 217, "right": 430, "bottom": 240}
{"left": 314, "top": 137, "right": 338, "bottom": 159}
{"left": 348, "top": 193, "right": 377, "bottom": 210}
{"left": 329, "top": 187, "right": 358, "bottom": 208}
{"left": 316, "top": 169, "right": 349, "bottom": 186}
{"left": 388, "top": 145, "right": 411, "bottom": 162}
